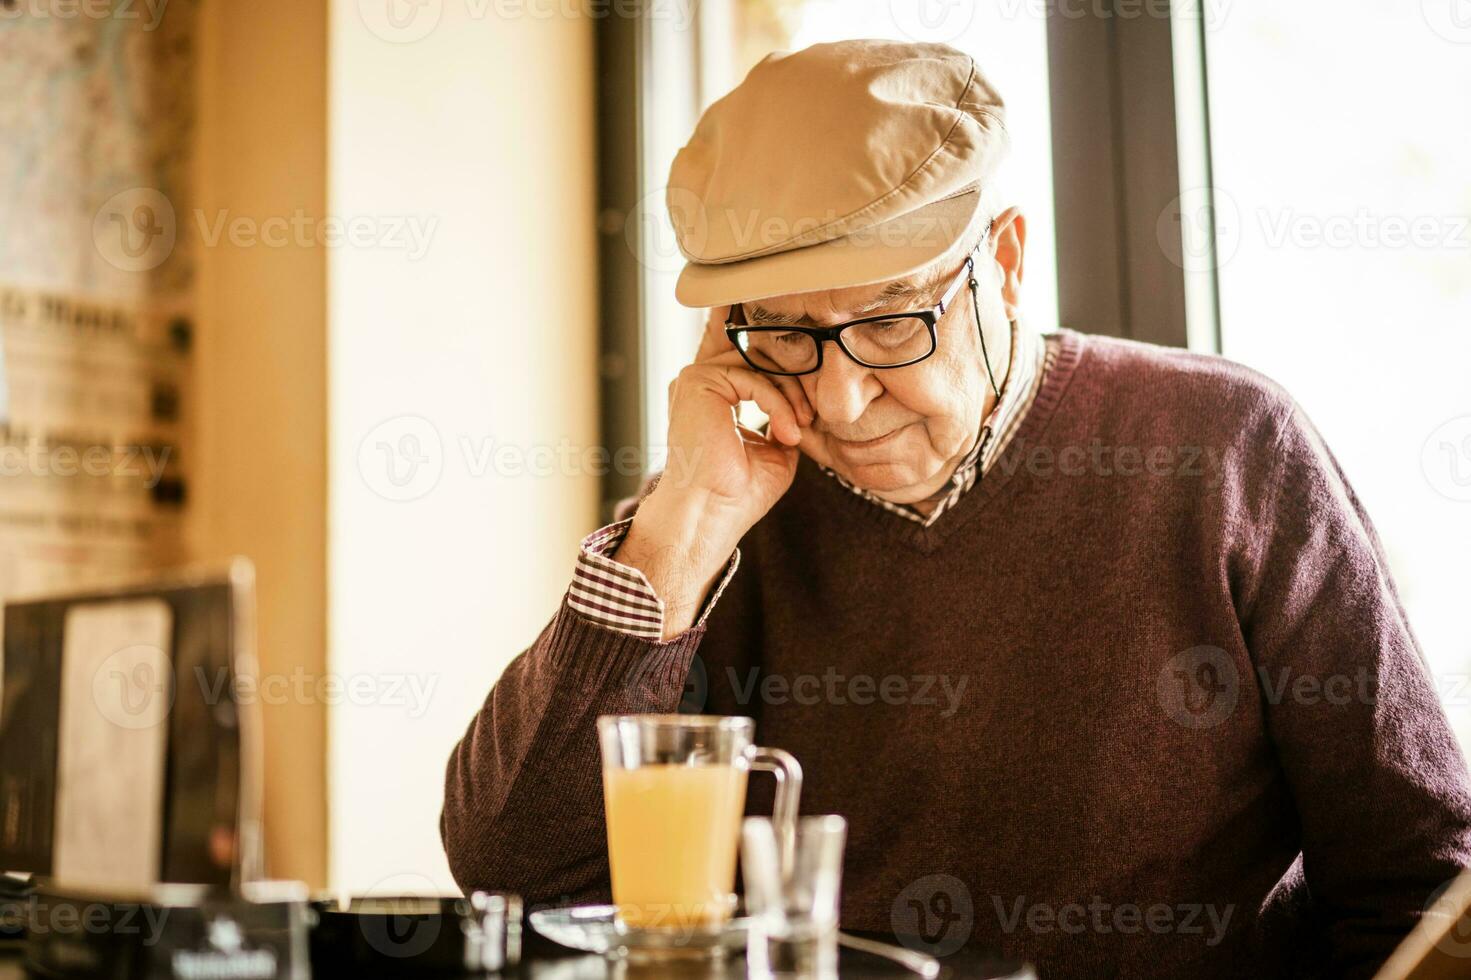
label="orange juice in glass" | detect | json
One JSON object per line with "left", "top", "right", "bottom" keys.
{"left": 597, "top": 715, "right": 801, "bottom": 934}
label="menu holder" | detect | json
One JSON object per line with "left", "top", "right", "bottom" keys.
{"left": 0, "top": 561, "right": 263, "bottom": 889}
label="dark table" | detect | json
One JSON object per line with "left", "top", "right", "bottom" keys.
{"left": 507, "top": 931, "right": 1033, "bottom": 978}
{"left": 2, "top": 932, "right": 1034, "bottom": 978}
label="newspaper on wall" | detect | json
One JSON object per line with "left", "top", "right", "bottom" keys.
{"left": 0, "top": 0, "right": 198, "bottom": 603}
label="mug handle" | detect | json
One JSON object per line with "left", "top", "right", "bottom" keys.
{"left": 747, "top": 746, "right": 803, "bottom": 880}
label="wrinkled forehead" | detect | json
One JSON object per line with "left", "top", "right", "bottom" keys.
{"left": 741, "top": 235, "right": 974, "bottom": 327}
{"left": 741, "top": 273, "right": 934, "bottom": 327}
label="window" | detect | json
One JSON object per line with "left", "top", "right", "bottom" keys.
{"left": 710, "top": 0, "right": 1059, "bottom": 335}
{"left": 623, "top": 3, "right": 1470, "bottom": 752}
{"left": 637, "top": 0, "right": 1059, "bottom": 455}
{"left": 1203, "top": 1, "right": 1471, "bottom": 748}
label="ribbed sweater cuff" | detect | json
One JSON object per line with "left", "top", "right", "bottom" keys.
{"left": 539, "top": 599, "right": 706, "bottom": 699}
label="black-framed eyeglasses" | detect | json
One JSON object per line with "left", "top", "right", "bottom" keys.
{"left": 725, "top": 242, "right": 981, "bottom": 377}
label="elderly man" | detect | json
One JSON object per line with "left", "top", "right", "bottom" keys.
{"left": 443, "top": 40, "right": 1471, "bottom": 978}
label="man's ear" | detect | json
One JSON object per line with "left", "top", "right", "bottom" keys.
{"left": 989, "top": 207, "right": 1026, "bottom": 321}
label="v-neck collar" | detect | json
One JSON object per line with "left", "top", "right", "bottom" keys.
{"left": 796, "top": 329, "right": 1085, "bottom": 554}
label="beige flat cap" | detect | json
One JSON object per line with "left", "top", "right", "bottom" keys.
{"left": 667, "top": 39, "right": 1009, "bottom": 308}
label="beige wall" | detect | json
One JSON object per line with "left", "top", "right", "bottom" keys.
{"left": 326, "top": 5, "right": 600, "bottom": 892}
{"left": 192, "top": 0, "right": 330, "bottom": 887}
{"left": 189, "top": 0, "right": 597, "bottom": 894}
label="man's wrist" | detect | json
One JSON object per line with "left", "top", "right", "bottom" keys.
{"left": 615, "top": 488, "right": 742, "bottom": 638}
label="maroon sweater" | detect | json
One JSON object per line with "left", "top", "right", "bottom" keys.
{"left": 442, "top": 330, "right": 1471, "bottom": 978}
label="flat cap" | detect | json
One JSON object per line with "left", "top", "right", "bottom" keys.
{"left": 667, "top": 39, "right": 1009, "bottom": 307}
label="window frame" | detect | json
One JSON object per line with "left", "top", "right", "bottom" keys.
{"left": 593, "top": 0, "right": 1222, "bottom": 514}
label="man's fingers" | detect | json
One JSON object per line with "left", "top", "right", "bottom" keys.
{"left": 724, "top": 369, "right": 803, "bottom": 447}
{"left": 771, "top": 373, "right": 815, "bottom": 428}
{"left": 736, "top": 423, "right": 772, "bottom": 447}
{"left": 692, "top": 305, "right": 815, "bottom": 427}
{"left": 736, "top": 425, "right": 799, "bottom": 469}
{"left": 698, "top": 348, "right": 815, "bottom": 427}
{"left": 684, "top": 363, "right": 803, "bottom": 447}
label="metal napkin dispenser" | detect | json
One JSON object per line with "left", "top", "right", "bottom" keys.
{"left": 23, "top": 880, "right": 310, "bottom": 980}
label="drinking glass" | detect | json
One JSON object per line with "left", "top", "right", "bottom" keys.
{"left": 597, "top": 715, "right": 802, "bottom": 935}
{"left": 742, "top": 815, "right": 847, "bottom": 979}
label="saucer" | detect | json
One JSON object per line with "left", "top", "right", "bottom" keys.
{"left": 529, "top": 904, "right": 750, "bottom": 958}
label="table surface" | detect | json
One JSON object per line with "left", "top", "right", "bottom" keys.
{"left": 509, "top": 932, "right": 1034, "bottom": 978}
{"left": 2, "top": 932, "right": 1034, "bottom": 978}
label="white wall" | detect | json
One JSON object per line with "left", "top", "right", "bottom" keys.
{"left": 328, "top": 2, "right": 600, "bottom": 893}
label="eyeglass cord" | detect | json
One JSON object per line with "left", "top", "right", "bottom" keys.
{"left": 969, "top": 277, "right": 1004, "bottom": 401}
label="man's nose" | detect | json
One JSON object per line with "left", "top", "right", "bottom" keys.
{"left": 807, "top": 344, "right": 881, "bottom": 425}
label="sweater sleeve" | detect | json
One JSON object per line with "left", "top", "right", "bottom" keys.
{"left": 1237, "top": 399, "right": 1471, "bottom": 976}
{"left": 440, "top": 598, "right": 706, "bottom": 903}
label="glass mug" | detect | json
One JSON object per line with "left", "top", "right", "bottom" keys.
{"left": 597, "top": 714, "right": 802, "bottom": 932}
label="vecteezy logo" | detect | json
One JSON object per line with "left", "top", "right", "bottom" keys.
{"left": 358, "top": 873, "right": 443, "bottom": 959}
{"left": 891, "top": 874, "right": 973, "bottom": 957}
{"left": 1157, "top": 645, "right": 1239, "bottom": 729}
{"left": 357, "top": 415, "right": 444, "bottom": 502}
{"left": 93, "top": 643, "right": 174, "bottom": 730}
{"left": 1157, "top": 186, "right": 1240, "bottom": 273}
{"left": 888, "top": 0, "right": 976, "bottom": 43}
{"left": 620, "top": 653, "right": 708, "bottom": 711}
{"left": 1422, "top": 415, "right": 1471, "bottom": 502}
{"left": 1422, "top": 0, "right": 1471, "bottom": 43}
{"left": 357, "top": 0, "right": 443, "bottom": 43}
{"left": 625, "top": 185, "right": 704, "bottom": 277}
{"left": 93, "top": 188, "right": 177, "bottom": 272}
{"left": 1424, "top": 877, "right": 1471, "bottom": 958}
{"left": 679, "top": 654, "right": 708, "bottom": 713}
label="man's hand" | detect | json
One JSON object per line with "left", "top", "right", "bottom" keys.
{"left": 615, "top": 306, "right": 814, "bottom": 639}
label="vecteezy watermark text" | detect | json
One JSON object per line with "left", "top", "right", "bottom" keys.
{"left": 993, "top": 439, "right": 1225, "bottom": 488}
{"left": 357, "top": 414, "right": 706, "bottom": 503}
{"left": 0, "top": 440, "right": 171, "bottom": 487}
{"left": 90, "top": 649, "right": 441, "bottom": 729}
{"left": 355, "top": 0, "right": 695, "bottom": 45}
{"left": 92, "top": 189, "right": 440, "bottom": 272}
{"left": 0, "top": 0, "right": 170, "bottom": 30}
{"left": 194, "top": 666, "right": 440, "bottom": 718}
{"left": 1158, "top": 644, "right": 1471, "bottom": 730}
{"left": 993, "top": 896, "right": 1235, "bottom": 947}
{"left": 726, "top": 666, "right": 969, "bottom": 718}
{"left": 7, "top": 897, "right": 171, "bottom": 947}
{"left": 194, "top": 209, "right": 437, "bottom": 261}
